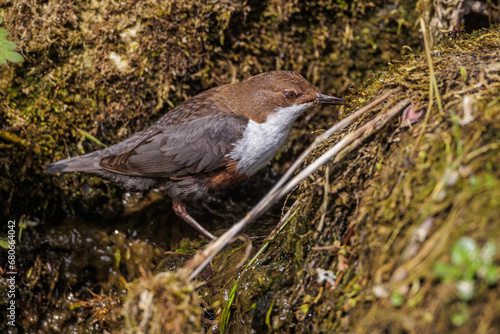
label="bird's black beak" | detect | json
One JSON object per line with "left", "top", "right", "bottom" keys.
{"left": 315, "top": 92, "right": 346, "bottom": 106}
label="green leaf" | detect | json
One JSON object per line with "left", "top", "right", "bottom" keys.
{"left": 0, "top": 23, "right": 24, "bottom": 65}
{"left": 0, "top": 39, "right": 17, "bottom": 50}
{"left": 5, "top": 51, "right": 24, "bottom": 63}
{"left": 18, "top": 218, "right": 27, "bottom": 242}
{"left": 0, "top": 237, "right": 10, "bottom": 249}
{"left": 451, "top": 237, "right": 477, "bottom": 266}
{"left": 390, "top": 290, "right": 404, "bottom": 307}
{"left": 451, "top": 311, "right": 467, "bottom": 327}
{"left": 459, "top": 65, "right": 467, "bottom": 81}
{"left": 114, "top": 249, "right": 121, "bottom": 268}
{"left": 221, "top": 279, "right": 239, "bottom": 334}
{"left": 434, "top": 262, "right": 461, "bottom": 280}
{"left": 462, "top": 261, "right": 481, "bottom": 281}
{"left": 484, "top": 265, "right": 499, "bottom": 285}
{"left": 70, "top": 303, "right": 83, "bottom": 310}
{"left": 265, "top": 296, "right": 276, "bottom": 329}
{"left": 0, "top": 28, "right": 8, "bottom": 40}
{"left": 174, "top": 248, "right": 195, "bottom": 253}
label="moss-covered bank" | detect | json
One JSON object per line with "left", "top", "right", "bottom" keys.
{"left": 217, "top": 26, "right": 500, "bottom": 333}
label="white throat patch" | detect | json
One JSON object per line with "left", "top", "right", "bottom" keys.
{"left": 229, "top": 103, "right": 313, "bottom": 176}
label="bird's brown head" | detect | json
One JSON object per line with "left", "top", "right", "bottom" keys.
{"left": 216, "top": 71, "right": 345, "bottom": 123}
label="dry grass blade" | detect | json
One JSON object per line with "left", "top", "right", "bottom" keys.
{"left": 412, "top": 18, "right": 442, "bottom": 155}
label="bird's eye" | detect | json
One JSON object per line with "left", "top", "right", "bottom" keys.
{"left": 285, "top": 91, "right": 297, "bottom": 99}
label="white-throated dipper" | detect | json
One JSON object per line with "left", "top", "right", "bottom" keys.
{"left": 45, "top": 71, "right": 345, "bottom": 239}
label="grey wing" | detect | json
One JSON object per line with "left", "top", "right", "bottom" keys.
{"left": 99, "top": 113, "right": 248, "bottom": 178}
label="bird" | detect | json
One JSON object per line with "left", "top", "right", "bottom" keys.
{"left": 45, "top": 71, "right": 345, "bottom": 240}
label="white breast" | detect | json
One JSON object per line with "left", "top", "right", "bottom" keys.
{"left": 229, "top": 103, "right": 313, "bottom": 176}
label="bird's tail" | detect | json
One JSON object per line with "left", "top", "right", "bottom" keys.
{"left": 44, "top": 151, "right": 103, "bottom": 174}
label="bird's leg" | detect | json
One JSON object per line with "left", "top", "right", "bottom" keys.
{"left": 172, "top": 200, "right": 216, "bottom": 240}
{"left": 172, "top": 201, "right": 216, "bottom": 289}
